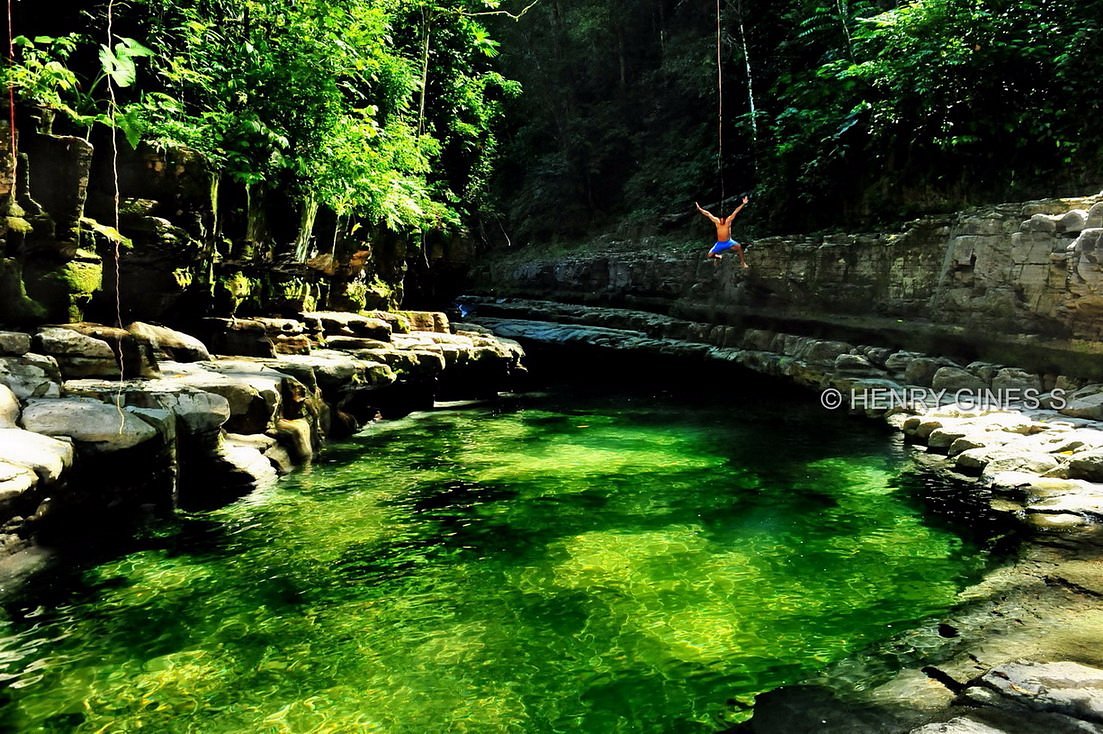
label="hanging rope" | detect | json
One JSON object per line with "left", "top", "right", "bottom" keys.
{"left": 107, "top": 1, "right": 122, "bottom": 332}
{"left": 6, "top": 0, "right": 15, "bottom": 162}
{"left": 716, "top": 0, "right": 724, "bottom": 213}
{"left": 736, "top": 0, "right": 758, "bottom": 145}
{"left": 106, "top": 0, "right": 127, "bottom": 429}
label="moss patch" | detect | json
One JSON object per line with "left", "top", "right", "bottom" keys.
{"left": 0, "top": 257, "right": 47, "bottom": 326}
{"left": 4, "top": 216, "right": 32, "bottom": 236}
{"left": 214, "top": 270, "right": 262, "bottom": 315}
{"left": 78, "top": 217, "right": 134, "bottom": 253}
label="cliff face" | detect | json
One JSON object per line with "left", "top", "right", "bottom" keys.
{"left": 470, "top": 193, "right": 1103, "bottom": 377}
{"left": 0, "top": 117, "right": 409, "bottom": 330}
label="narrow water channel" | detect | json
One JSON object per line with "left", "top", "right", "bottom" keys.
{"left": 0, "top": 383, "right": 1013, "bottom": 732}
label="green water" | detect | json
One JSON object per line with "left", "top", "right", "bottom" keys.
{"left": 0, "top": 389, "right": 1004, "bottom": 733}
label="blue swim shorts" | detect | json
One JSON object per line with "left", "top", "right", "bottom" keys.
{"left": 708, "top": 240, "right": 741, "bottom": 256}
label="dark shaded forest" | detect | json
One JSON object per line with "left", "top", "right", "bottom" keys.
{"left": 6, "top": 0, "right": 1103, "bottom": 252}
{"left": 490, "top": 0, "right": 1103, "bottom": 239}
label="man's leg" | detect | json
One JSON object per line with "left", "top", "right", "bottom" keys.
{"left": 735, "top": 245, "right": 749, "bottom": 269}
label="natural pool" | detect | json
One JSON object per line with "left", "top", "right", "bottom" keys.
{"left": 0, "top": 384, "right": 1012, "bottom": 733}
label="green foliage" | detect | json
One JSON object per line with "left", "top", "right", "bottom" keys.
{"left": 757, "top": 0, "right": 1103, "bottom": 226}
{"left": 2, "top": 34, "right": 81, "bottom": 114}
{"left": 121, "top": 0, "right": 514, "bottom": 236}
{"left": 2, "top": 29, "right": 155, "bottom": 146}
{"left": 99, "top": 37, "right": 155, "bottom": 89}
{"left": 12, "top": 0, "right": 516, "bottom": 245}
{"left": 492, "top": 0, "right": 1103, "bottom": 236}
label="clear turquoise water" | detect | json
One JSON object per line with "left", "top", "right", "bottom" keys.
{"left": 0, "top": 388, "right": 1003, "bottom": 732}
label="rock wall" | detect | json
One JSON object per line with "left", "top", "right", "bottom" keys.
{"left": 0, "top": 310, "right": 525, "bottom": 559}
{"left": 0, "top": 113, "right": 412, "bottom": 330}
{"left": 470, "top": 193, "right": 1103, "bottom": 378}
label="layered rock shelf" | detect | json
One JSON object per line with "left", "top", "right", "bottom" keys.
{"left": 470, "top": 193, "right": 1103, "bottom": 380}
{"left": 0, "top": 310, "right": 524, "bottom": 561}
{"left": 460, "top": 295, "right": 1103, "bottom": 733}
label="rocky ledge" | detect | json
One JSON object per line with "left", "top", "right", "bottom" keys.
{"left": 460, "top": 295, "right": 1103, "bottom": 733}
{"left": 0, "top": 310, "right": 524, "bottom": 563}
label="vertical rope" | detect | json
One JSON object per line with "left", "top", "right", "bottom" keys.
{"left": 5, "top": 0, "right": 15, "bottom": 161}
{"left": 736, "top": 0, "right": 757, "bottom": 144}
{"left": 716, "top": 0, "right": 724, "bottom": 212}
{"left": 107, "top": 0, "right": 126, "bottom": 429}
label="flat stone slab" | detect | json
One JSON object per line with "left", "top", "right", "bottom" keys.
{"left": 20, "top": 397, "right": 159, "bottom": 452}
{"left": 962, "top": 661, "right": 1103, "bottom": 723}
{"left": 910, "top": 717, "right": 1009, "bottom": 734}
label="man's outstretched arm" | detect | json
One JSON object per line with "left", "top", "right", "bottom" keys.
{"left": 724, "top": 196, "right": 750, "bottom": 224}
{"left": 695, "top": 201, "right": 720, "bottom": 224}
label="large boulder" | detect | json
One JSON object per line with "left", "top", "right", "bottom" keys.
{"left": 276, "top": 351, "right": 396, "bottom": 396}
{"left": 1068, "top": 449, "right": 1103, "bottom": 482}
{"left": 128, "top": 322, "right": 211, "bottom": 362}
{"left": 301, "top": 311, "right": 393, "bottom": 341}
{"left": 0, "top": 460, "right": 38, "bottom": 512}
{"left": 0, "top": 331, "right": 31, "bottom": 356}
{"left": 991, "top": 368, "right": 1042, "bottom": 393}
{"left": 931, "top": 366, "right": 988, "bottom": 392}
{"left": 62, "top": 323, "right": 160, "bottom": 378}
{"left": 213, "top": 441, "right": 278, "bottom": 495}
{"left": 63, "top": 378, "right": 231, "bottom": 436}
{"left": 401, "top": 310, "right": 450, "bottom": 334}
{"left": 0, "top": 427, "right": 74, "bottom": 483}
{"left": 325, "top": 335, "right": 392, "bottom": 351}
{"left": 32, "top": 326, "right": 117, "bottom": 379}
{"left": 32, "top": 324, "right": 159, "bottom": 380}
{"left": 1059, "top": 384, "right": 1103, "bottom": 421}
{"left": 20, "top": 397, "right": 160, "bottom": 452}
{"left": 959, "top": 661, "right": 1103, "bottom": 723}
{"left": 196, "top": 318, "right": 277, "bottom": 358}
{"left": 170, "top": 361, "right": 285, "bottom": 434}
{"left": 906, "top": 357, "right": 958, "bottom": 387}
{"left": 0, "top": 353, "right": 62, "bottom": 400}
{"left": 0, "top": 384, "right": 18, "bottom": 427}
{"left": 1087, "top": 201, "right": 1103, "bottom": 229}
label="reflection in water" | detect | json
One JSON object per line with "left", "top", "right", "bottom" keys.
{"left": 0, "top": 389, "right": 1012, "bottom": 732}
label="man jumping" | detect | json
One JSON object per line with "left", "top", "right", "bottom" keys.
{"left": 696, "top": 196, "right": 749, "bottom": 269}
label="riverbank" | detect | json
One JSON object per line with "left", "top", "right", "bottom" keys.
{"left": 460, "top": 295, "right": 1103, "bottom": 733}
{"left": 0, "top": 310, "right": 525, "bottom": 571}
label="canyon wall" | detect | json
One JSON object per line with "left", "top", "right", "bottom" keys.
{"left": 470, "top": 193, "right": 1103, "bottom": 378}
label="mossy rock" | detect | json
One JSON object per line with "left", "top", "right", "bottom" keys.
{"left": 364, "top": 275, "right": 397, "bottom": 310}
{"left": 335, "top": 280, "right": 369, "bottom": 312}
{"left": 213, "top": 270, "right": 263, "bottom": 315}
{"left": 4, "top": 216, "right": 32, "bottom": 236}
{"left": 272, "top": 278, "right": 317, "bottom": 313}
{"left": 363, "top": 310, "right": 411, "bottom": 334}
{"left": 172, "top": 268, "right": 193, "bottom": 290}
{"left": 0, "top": 258, "right": 47, "bottom": 326}
{"left": 77, "top": 217, "right": 134, "bottom": 254}
{"left": 24, "top": 250, "right": 104, "bottom": 322}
